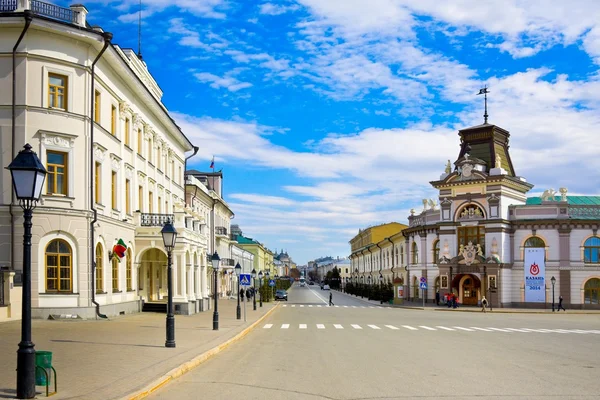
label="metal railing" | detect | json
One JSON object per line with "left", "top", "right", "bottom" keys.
{"left": 140, "top": 213, "right": 174, "bottom": 227}
{"left": 215, "top": 226, "right": 228, "bottom": 236}
{"left": 221, "top": 258, "right": 235, "bottom": 267}
{"left": 0, "top": 0, "right": 17, "bottom": 12}
{"left": 569, "top": 206, "right": 600, "bottom": 219}
{"left": 31, "top": 0, "right": 77, "bottom": 23}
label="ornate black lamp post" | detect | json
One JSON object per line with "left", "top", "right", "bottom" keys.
{"left": 258, "top": 270, "right": 263, "bottom": 307}
{"left": 8, "top": 144, "right": 47, "bottom": 399}
{"left": 211, "top": 251, "right": 220, "bottom": 330}
{"left": 161, "top": 220, "right": 178, "bottom": 348}
{"left": 551, "top": 276, "right": 556, "bottom": 312}
{"left": 251, "top": 268, "right": 257, "bottom": 311}
{"left": 379, "top": 273, "right": 384, "bottom": 304}
{"left": 235, "top": 263, "right": 242, "bottom": 320}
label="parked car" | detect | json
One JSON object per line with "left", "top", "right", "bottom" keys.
{"left": 275, "top": 290, "right": 288, "bottom": 301}
{"left": 321, "top": 284, "right": 330, "bottom": 290}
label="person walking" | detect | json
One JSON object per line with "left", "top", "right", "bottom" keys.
{"left": 329, "top": 291, "right": 334, "bottom": 306}
{"left": 435, "top": 290, "right": 440, "bottom": 306}
{"left": 481, "top": 296, "right": 488, "bottom": 313}
{"left": 557, "top": 295, "right": 566, "bottom": 311}
{"left": 240, "top": 288, "right": 245, "bottom": 302}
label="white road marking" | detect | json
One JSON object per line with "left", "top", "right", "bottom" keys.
{"left": 282, "top": 305, "right": 287, "bottom": 307}
{"left": 453, "top": 327, "right": 474, "bottom": 332}
{"left": 368, "top": 325, "right": 381, "bottom": 330}
{"left": 300, "top": 305, "right": 305, "bottom": 308}
{"left": 317, "top": 305, "right": 322, "bottom": 308}
{"left": 308, "top": 305, "right": 313, "bottom": 308}
{"left": 299, "top": 324, "right": 307, "bottom": 329}
{"left": 521, "top": 328, "right": 548, "bottom": 333}
{"left": 351, "top": 306, "right": 358, "bottom": 308}
{"left": 504, "top": 328, "right": 529, "bottom": 333}
{"left": 317, "top": 324, "right": 325, "bottom": 329}
{"left": 263, "top": 324, "right": 273, "bottom": 329}
{"left": 385, "top": 325, "right": 399, "bottom": 330}
{"left": 419, "top": 326, "right": 437, "bottom": 331}
{"left": 334, "top": 305, "right": 339, "bottom": 308}
{"left": 334, "top": 324, "right": 344, "bottom": 329}
{"left": 471, "top": 327, "right": 492, "bottom": 332}
{"left": 487, "top": 328, "right": 511, "bottom": 332}
{"left": 343, "top": 306, "right": 348, "bottom": 308}
{"left": 305, "top": 286, "right": 330, "bottom": 306}
{"left": 436, "top": 326, "right": 455, "bottom": 331}
{"left": 369, "top": 306, "right": 376, "bottom": 309}
{"left": 351, "top": 324, "right": 362, "bottom": 329}
{"left": 402, "top": 325, "right": 418, "bottom": 331}
{"left": 281, "top": 324, "right": 289, "bottom": 329}
{"left": 291, "top": 305, "right": 296, "bottom": 308}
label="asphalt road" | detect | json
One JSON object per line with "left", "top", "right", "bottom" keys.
{"left": 149, "top": 283, "right": 600, "bottom": 400}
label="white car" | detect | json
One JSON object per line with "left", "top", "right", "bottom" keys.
{"left": 323, "top": 284, "right": 330, "bottom": 290}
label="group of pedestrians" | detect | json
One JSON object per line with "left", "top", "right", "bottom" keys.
{"left": 239, "top": 288, "right": 255, "bottom": 302}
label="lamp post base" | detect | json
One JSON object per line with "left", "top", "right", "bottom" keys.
{"left": 236, "top": 305, "right": 241, "bottom": 320}
{"left": 16, "top": 341, "right": 36, "bottom": 399}
{"left": 165, "top": 315, "right": 176, "bottom": 348}
{"left": 213, "top": 311, "right": 219, "bottom": 330}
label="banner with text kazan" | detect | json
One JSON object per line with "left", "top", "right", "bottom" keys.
{"left": 524, "top": 248, "right": 545, "bottom": 303}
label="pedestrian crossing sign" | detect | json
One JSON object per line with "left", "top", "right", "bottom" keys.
{"left": 240, "top": 274, "right": 252, "bottom": 286}
{"left": 419, "top": 282, "right": 427, "bottom": 289}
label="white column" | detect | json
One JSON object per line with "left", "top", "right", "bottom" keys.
{"left": 180, "top": 254, "right": 187, "bottom": 299}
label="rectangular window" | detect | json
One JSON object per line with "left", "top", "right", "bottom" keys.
{"left": 171, "top": 160, "right": 175, "bottom": 179}
{"left": 48, "top": 73, "right": 67, "bottom": 110}
{"left": 95, "top": 162, "right": 101, "bottom": 204}
{"left": 148, "top": 191, "right": 153, "bottom": 213}
{"left": 457, "top": 226, "right": 485, "bottom": 253}
{"left": 165, "top": 200, "right": 168, "bottom": 214}
{"left": 158, "top": 196, "right": 162, "bottom": 213}
{"left": 112, "top": 258, "right": 119, "bottom": 291}
{"left": 47, "top": 151, "right": 68, "bottom": 195}
{"left": 138, "top": 186, "right": 143, "bottom": 212}
{"left": 126, "top": 251, "right": 132, "bottom": 291}
{"left": 111, "top": 105, "right": 117, "bottom": 134}
{"left": 148, "top": 140, "right": 152, "bottom": 163}
{"left": 125, "top": 118, "right": 130, "bottom": 146}
{"left": 137, "top": 129, "right": 143, "bottom": 155}
{"left": 179, "top": 166, "right": 182, "bottom": 184}
{"left": 94, "top": 90, "right": 101, "bottom": 122}
{"left": 125, "top": 179, "right": 131, "bottom": 214}
{"left": 111, "top": 171, "right": 117, "bottom": 210}
{"left": 157, "top": 148, "right": 161, "bottom": 170}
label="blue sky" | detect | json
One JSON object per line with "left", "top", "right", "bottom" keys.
{"left": 62, "top": 1, "right": 600, "bottom": 265}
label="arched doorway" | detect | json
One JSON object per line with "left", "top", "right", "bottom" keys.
{"left": 451, "top": 274, "right": 481, "bottom": 305}
{"left": 584, "top": 278, "right": 600, "bottom": 304}
{"left": 138, "top": 248, "right": 167, "bottom": 302}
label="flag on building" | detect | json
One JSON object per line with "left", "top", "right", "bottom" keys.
{"left": 209, "top": 156, "right": 214, "bottom": 169}
{"left": 112, "top": 239, "right": 127, "bottom": 260}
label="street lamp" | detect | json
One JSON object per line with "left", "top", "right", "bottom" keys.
{"left": 551, "top": 276, "right": 556, "bottom": 312}
{"left": 7, "top": 144, "right": 47, "bottom": 399}
{"left": 211, "top": 251, "right": 220, "bottom": 330}
{"left": 235, "top": 262, "right": 242, "bottom": 320}
{"left": 251, "top": 268, "right": 257, "bottom": 311}
{"left": 161, "top": 220, "right": 178, "bottom": 348}
{"left": 258, "top": 270, "right": 263, "bottom": 307}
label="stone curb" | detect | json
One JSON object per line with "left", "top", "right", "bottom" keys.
{"left": 123, "top": 303, "right": 280, "bottom": 400}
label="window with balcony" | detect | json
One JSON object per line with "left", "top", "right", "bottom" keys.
{"left": 48, "top": 73, "right": 67, "bottom": 110}
{"left": 148, "top": 191, "right": 153, "bottom": 213}
{"left": 47, "top": 151, "right": 68, "bottom": 195}
{"left": 95, "top": 162, "right": 101, "bottom": 204}
{"left": 94, "top": 90, "right": 101, "bottom": 123}
{"left": 124, "top": 118, "right": 130, "bottom": 146}
{"left": 111, "top": 105, "right": 117, "bottom": 135}
{"left": 111, "top": 171, "right": 117, "bottom": 210}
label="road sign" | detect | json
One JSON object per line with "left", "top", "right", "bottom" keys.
{"left": 419, "top": 282, "right": 427, "bottom": 289}
{"left": 240, "top": 274, "right": 252, "bottom": 286}
{"left": 268, "top": 279, "right": 275, "bottom": 287}
{"left": 419, "top": 277, "right": 426, "bottom": 284}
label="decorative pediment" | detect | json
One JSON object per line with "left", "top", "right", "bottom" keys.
{"left": 457, "top": 204, "right": 485, "bottom": 221}
{"left": 110, "top": 154, "right": 122, "bottom": 171}
{"left": 93, "top": 144, "right": 107, "bottom": 162}
{"left": 119, "top": 101, "right": 133, "bottom": 119}
{"left": 137, "top": 171, "right": 146, "bottom": 181}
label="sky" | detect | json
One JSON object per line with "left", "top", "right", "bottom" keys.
{"left": 58, "top": 0, "right": 600, "bottom": 265}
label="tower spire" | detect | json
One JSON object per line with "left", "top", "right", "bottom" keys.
{"left": 137, "top": 0, "right": 143, "bottom": 60}
{"left": 477, "top": 86, "right": 489, "bottom": 124}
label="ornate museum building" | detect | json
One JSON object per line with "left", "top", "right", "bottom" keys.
{"left": 403, "top": 120, "right": 600, "bottom": 309}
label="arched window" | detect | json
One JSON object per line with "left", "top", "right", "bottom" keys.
{"left": 412, "top": 276, "right": 419, "bottom": 298}
{"left": 584, "top": 278, "right": 600, "bottom": 304}
{"left": 524, "top": 237, "right": 545, "bottom": 248}
{"left": 584, "top": 237, "right": 600, "bottom": 263}
{"left": 45, "top": 239, "right": 72, "bottom": 293}
{"left": 112, "top": 257, "right": 119, "bottom": 291}
{"left": 433, "top": 240, "right": 440, "bottom": 263}
{"left": 412, "top": 242, "right": 418, "bottom": 264}
{"left": 126, "top": 248, "right": 133, "bottom": 291}
{"left": 95, "top": 243, "right": 103, "bottom": 293}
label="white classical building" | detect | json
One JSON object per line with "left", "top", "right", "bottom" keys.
{"left": 0, "top": 1, "right": 211, "bottom": 320}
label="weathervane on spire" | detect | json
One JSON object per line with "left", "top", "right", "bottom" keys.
{"left": 137, "top": 0, "right": 143, "bottom": 60}
{"left": 477, "top": 86, "right": 490, "bottom": 124}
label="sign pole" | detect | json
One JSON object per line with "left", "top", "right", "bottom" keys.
{"left": 422, "top": 288, "right": 425, "bottom": 308}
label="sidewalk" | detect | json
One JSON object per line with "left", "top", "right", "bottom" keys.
{"left": 334, "top": 289, "right": 600, "bottom": 314}
{"left": 0, "top": 299, "right": 277, "bottom": 400}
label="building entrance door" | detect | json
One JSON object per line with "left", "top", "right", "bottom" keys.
{"left": 461, "top": 276, "right": 478, "bottom": 305}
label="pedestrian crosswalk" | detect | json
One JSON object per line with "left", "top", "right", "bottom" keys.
{"left": 261, "top": 323, "right": 600, "bottom": 334}
{"left": 281, "top": 304, "right": 387, "bottom": 309}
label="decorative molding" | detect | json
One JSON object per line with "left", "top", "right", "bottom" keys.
{"left": 125, "top": 165, "right": 133, "bottom": 179}
{"left": 110, "top": 154, "right": 122, "bottom": 171}
{"left": 94, "top": 146, "right": 106, "bottom": 162}
{"left": 42, "top": 134, "right": 75, "bottom": 149}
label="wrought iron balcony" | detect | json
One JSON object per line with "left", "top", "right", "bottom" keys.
{"left": 221, "top": 258, "right": 235, "bottom": 267}
{"left": 0, "top": 0, "right": 17, "bottom": 11}
{"left": 215, "top": 226, "right": 228, "bottom": 236}
{"left": 140, "top": 213, "right": 174, "bottom": 227}
{"left": 31, "top": 0, "right": 77, "bottom": 23}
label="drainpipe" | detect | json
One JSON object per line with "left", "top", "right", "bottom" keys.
{"left": 386, "top": 238, "right": 394, "bottom": 279}
{"left": 90, "top": 32, "right": 113, "bottom": 319}
{"left": 10, "top": 11, "right": 32, "bottom": 278}
{"left": 183, "top": 146, "right": 199, "bottom": 207}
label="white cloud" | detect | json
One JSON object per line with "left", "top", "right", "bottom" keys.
{"left": 109, "top": 0, "right": 227, "bottom": 22}
{"left": 259, "top": 2, "right": 300, "bottom": 16}
{"left": 168, "top": 19, "right": 229, "bottom": 52}
{"left": 194, "top": 72, "right": 253, "bottom": 92}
